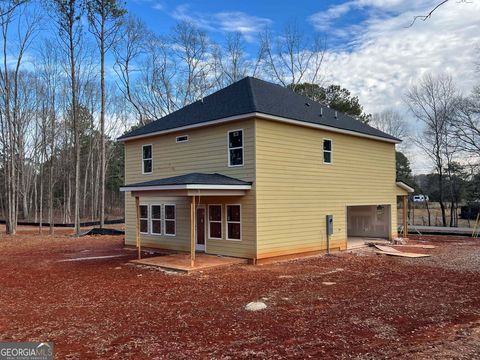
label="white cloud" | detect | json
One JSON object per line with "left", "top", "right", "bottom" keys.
{"left": 214, "top": 12, "right": 272, "bottom": 42}
{"left": 152, "top": 2, "right": 164, "bottom": 11}
{"left": 308, "top": 3, "right": 353, "bottom": 31}
{"left": 312, "top": 0, "right": 480, "bottom": 172}
{"left": 170, "top": 5, "right": 272, "bottom": 42}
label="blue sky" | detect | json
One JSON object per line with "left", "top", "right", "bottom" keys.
{"left": 8, "top": 0, "right": 477, "bottom": 172}
{"left": 126, "top": 0, "right": 480, "bottom": 172}
{"left": 127, "top": 0, "right": 367, "bottom": 49}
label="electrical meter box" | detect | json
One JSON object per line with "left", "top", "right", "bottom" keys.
{"left": 326, "top": 215, "right": 333, "bottom": 236}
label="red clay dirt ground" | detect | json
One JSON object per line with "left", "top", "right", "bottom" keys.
{"left": 1, "top": 228, "right": 480, "bottom": 359}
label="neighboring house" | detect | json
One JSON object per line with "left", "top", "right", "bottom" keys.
{"left": 119, "top": 77, "right": 413, "bottom": 263}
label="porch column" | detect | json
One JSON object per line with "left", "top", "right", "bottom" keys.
{"left": 135, "top": 195, "right": 141, "bottom": 259}
{"left": 190, "top": 195, "right": 196, "bottom": 267}
{"left": 402, "top": 195, "right": 408, "bottom": 239}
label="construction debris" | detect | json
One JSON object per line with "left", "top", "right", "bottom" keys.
{"left": 364, "top": 240, "right": 391, "bottom": 246}
{"left": 373, "top": 244, "right": 431, "bottom": 258}
{"left": 79, "top": 228, "right": 125, "bottom": 236}
{"left": 58, "top": 254, "right": 127, "bottom": 262}
{"left": 394, "top": 244, "right": 436, "bottom": 249}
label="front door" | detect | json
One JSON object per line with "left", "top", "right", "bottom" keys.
{"left": 196, "top": 207, "right": 206, "bottom": 251}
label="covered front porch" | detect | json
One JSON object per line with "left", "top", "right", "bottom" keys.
{"left": 120, "top": 173, "right": 253, "bottom": 270}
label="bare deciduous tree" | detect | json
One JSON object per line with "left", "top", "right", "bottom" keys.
{"left": 113, "top": 15, "right": 148, "bottom": 125}
{"left": 370, "top": 109, "right": 409, "bottom": 140}
{"left": 172, "top": 21, "right": 218, "bottom": 107}
{"left": 0, "top": 0, "right": 38, "bottom": 234}
{"left": 260, "top": 21, "right": 325, "bottom": 90}
{"left": 51, "top": 0, "right": 84, "bottom": 235}
{"left": 217, "top": 32, "right": 248, "bottom": 86}
{"left": 406, "top": 73, "right": 459, "bottom": 227}
{"left": 453, "top": 86, "right": 480, "bottom": 158}
{"left": 87, "top": 0, "right": 125, "bottom": 228}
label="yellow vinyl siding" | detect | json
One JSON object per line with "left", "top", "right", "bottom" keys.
{"left": 123, "top": 119, "right": 256, "bottom": 259}
{"left": 255, "top": 118, "right": 397, "bottom": 259}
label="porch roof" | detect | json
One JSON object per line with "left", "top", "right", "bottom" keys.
{"left": 120, "top": 172, "right": 252, "bottom": 193}
{"left": 396, "top": 181, "right": 414, "bottom": 195}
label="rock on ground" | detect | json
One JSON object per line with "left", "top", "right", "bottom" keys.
{"left": 245, "top": 301, "right": 267, "bottom": 311}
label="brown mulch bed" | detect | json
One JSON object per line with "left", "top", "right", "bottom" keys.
{"left": 0, "top": 231, "right": 479, "bottom": 359}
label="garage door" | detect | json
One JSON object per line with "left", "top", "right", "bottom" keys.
{"left": 347, "top": 205, "right": 390, "bottom": 238}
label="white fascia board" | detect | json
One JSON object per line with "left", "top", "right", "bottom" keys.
{"left": 120, "top": 184, "right": 252, "bottom": 192}
{"left": 118, "top": 112, "right": 401, "bottom": 144}
{"left": 396, "top": 181, "right": 414, "bottom": 193}
{"left": 117, "top": 113, "right": 257, "bottom": 142}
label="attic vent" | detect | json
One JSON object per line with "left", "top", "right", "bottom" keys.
{"left": 320, "top": 108, "right": 323, "bottom": 117}
{"left": 334, "top": 111, "right": 338, "bottom": 119}
{"left": 305, "top": 102, "right": 310, "bottom": 107}
{"left": 176, "top": 135, "right": 189, "bottom": 143}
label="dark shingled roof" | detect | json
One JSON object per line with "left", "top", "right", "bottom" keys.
{"left": 118, "top": 77, "right": 399, "bottom": 142}
{"left": 122, "top": 173, "right": 252, "bottom": 188}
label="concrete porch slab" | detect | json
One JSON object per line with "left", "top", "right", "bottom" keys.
{"left": 347, "top": 237, "right": 389, "bottom": 250}
{"left": 130, "top": 253, "right": 248, "bottom": 273}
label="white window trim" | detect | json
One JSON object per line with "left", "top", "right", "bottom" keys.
{"left": 323, "top": 138, "right": 333, "bottom": 164}
{"left": 150, "top": 204, "right": 162, "bottom": 235}
{"left": 141, "top": 144, "right": 153, "bottom": 174}
{"left": 208, "top": 204, "right": 223, "bottom": 240}
{"left": 226, "top": 204, "right": 242, "bottom": 241}
{"left": 227, "top": 129, "right": 244, "bottom": 167}
{"left": 139, "top": 204, "right": 149, "bottom": 234}
{"left": 176, "top": 135, "right": 189, "bottom": 143}
{"left": 164, "top": 204, "right": 176, "bottom": 236}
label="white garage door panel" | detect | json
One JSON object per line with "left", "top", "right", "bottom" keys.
{"left": 347, "top": 205, "right": 390, "bottom": 238}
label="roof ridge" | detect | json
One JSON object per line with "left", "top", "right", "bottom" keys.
{"left": 245, "top": 77, "right": 258, "bottom": 111}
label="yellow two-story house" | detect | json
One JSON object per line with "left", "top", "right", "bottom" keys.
{"left": 119, "top": 77, "right": 412, "bottom": 263}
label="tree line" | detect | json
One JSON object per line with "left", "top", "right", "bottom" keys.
{"left": 0, "top": 0, "right": 375, "bottom": 235}
{"left": 398, "top": 72, "right": 480, "bottom": 227}
{"left": 1, "top": 0, "right": 477, "bottom": 235}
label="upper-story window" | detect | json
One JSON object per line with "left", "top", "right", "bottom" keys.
{"left": 142, "top": 144, "right": 152, "bottom": 174}
{"left": 323, "top": 139, "right": 332, "bottom": 164}
{"left": 228, "top": 129, "right": 243, "bottom": 167}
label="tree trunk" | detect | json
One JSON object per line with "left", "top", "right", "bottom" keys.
{"left": 39, "top": 162, "right": 44, "bottom": 233}
{"left": 100, "top": 25, "right": 106, "bottom": 228}
{"left": 49, "top": 109, "right": 55, "bottom": 235}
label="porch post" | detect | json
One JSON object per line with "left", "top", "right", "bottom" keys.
{"left": 190, "top": 195, "right": 196, "bottom": 267}
{"left": 402, "top": 195, "right": 408, "bottom": 239}
{"left": 135, "top": 195, "right": 141, "bottom": 260}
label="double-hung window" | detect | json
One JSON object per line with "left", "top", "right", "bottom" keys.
{"left": 323, "top": 139, "right": 332, "bottom": 164}
{"left": 142, "top": 144, "right": 152, "bottom": 174}
{"left": 226, "top": 205, "right": 241, "bottom": 240}
{"left": 228, "top": 130, "right": 243, "bottom": 167}
{"left": 139, "top": 205, "right": 149, "bottom": 234}
{"left": 150, "top": 205, "right": 162, "bottom": 235}
{"left": 208, "top": 205, "right": 222, "bottom": 239}
{"left": 164, "top": 205, "right": 176, "bottom": 236}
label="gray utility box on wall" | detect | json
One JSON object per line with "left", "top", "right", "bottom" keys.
{"left": 326, "top": 215, "right": 333, "bottom": 235}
